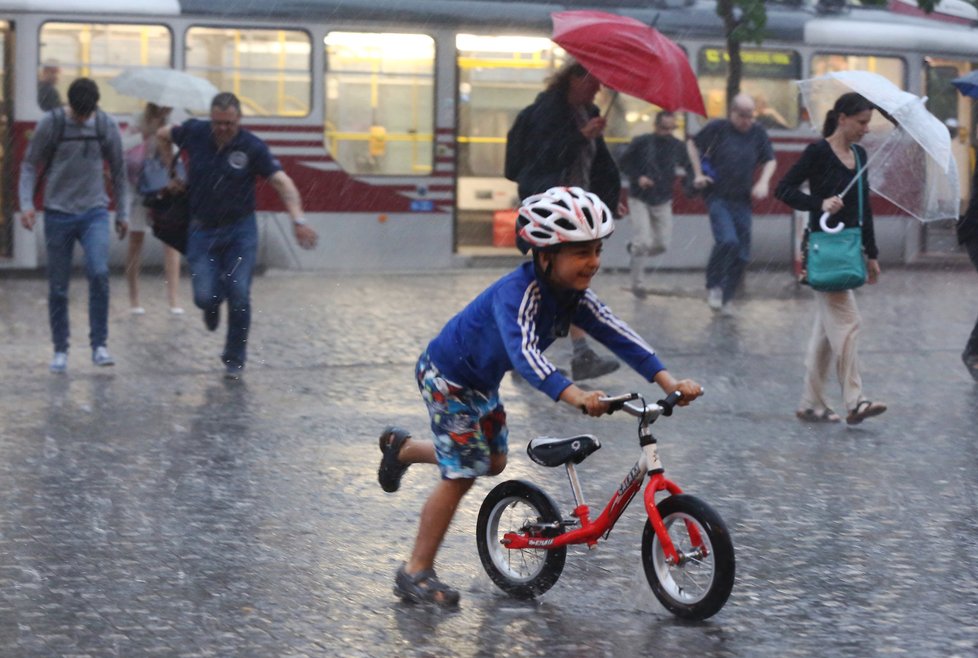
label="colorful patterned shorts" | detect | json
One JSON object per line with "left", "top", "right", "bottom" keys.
{"left": 416, "top": 350, "right": 508, "bottom": 479}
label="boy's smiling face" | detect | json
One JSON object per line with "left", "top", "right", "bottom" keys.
{"left": 541, "top": 240, "right": 603, "bottom": 291}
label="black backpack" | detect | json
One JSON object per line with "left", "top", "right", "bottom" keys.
{"left": 34, "top": 107, "right": 111, "bottom": 197}
{"left": 504, "top": 104, "right": 535, "bottom": 183}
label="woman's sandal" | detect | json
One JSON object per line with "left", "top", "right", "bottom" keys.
{"left": 394, "top": 564, "right": 460, "bottom": 607}
{"left": 377, "top": 426, "right": 412, "bottom": 493}
{"left": 846, "top": 400, "right": 887, "bottom": 425}
{"left": 796, "top": 408, "right": 841, "bottom": 423}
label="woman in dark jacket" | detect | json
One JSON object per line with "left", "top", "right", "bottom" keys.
{"left": 958, "top": 164, "right": 978, "bottom": 380}
{"left": 775, "top": 92, "right": 887, "bottom": 425}
{"left": 511, "top": 60, "right": 622, "bottom": 380}
{"left": 514, "top": 61, "right": 621, "bottom": 214}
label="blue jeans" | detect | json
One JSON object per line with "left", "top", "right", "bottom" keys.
{"left": 43, "top": 208, "right": 111, "bottom": 353}
{"left": 186, "top": 215, "right": 258, "bottom": 368}
{"left": 706, "top": 198, "right": 752, "bottom": 304}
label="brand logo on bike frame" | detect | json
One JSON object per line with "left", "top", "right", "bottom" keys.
{"left": 617, "top": 462, "right": 643, "bottom": 497}
{"left": 527, "top": 538, "right": 554, "bottom": 547}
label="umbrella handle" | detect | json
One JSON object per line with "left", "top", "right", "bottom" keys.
{"left": 818, "top": 210, "right": 846, "bottom": 233}
{"left": 603, "top": 90, "right": 619, "bottom": 120}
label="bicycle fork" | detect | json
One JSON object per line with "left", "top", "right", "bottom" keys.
{"left": 642, "top": 432, "right": 708, "bottom": 567}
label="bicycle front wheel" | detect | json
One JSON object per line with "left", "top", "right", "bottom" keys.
{"left": 642, "top": 494, "right": 735, "bottom": 620}
{"left": 476, "top": 479, "right": 566, "bottom": 599}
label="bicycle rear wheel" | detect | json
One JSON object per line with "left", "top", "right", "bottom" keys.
{"left": 476, "top": 479, "right": 566, "bottom": 599}
{"left": 641, "top": 494, "right": 735, "bottom": 620}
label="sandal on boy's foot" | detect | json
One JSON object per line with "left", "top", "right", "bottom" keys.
{"left": 796, "top": 408, "right": 841, "bottom": 423}
{"left": 846, "top": 400, "right": 887, "bottom": 425}
{"left": 393, "top": 565, "right": 460, "bottom": 607}
{"left": 377, "top": 426, "right": 411, "bottom": 493}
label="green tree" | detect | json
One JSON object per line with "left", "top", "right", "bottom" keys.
{"left": 716, "top": 0, "right": 978, "bottom": 109}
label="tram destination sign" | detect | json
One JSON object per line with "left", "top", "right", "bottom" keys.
{"left": 698, "top": 48, "right": 801, "bottom": 80}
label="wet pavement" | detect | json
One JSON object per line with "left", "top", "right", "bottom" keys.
{"left": 1, "top": 263, "right": 977, "bottom": 657}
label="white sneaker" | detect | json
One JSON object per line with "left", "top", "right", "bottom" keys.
{"left": 50, "top": 352, "right": 68, "bottom": 374}
{"left": 170, "top": 307, "right": 185, "bottom": 315}
{"left": 130, "top": 307, "right": 146, "bottom": 316}
{"left": 92, "top": 346, "right": 115, "bottom": 367}
{"left": 707, "top": 287, "right": 723, "bottom": 311}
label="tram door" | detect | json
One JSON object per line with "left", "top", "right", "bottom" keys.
{"left": 924, "top": 58, "right": 975, "bottom": 255}
{"left": 454, "top": 35, "right": 555, "bottom": 251}
{"left": 0, "top": 21, "right": 12, "bottom": 258}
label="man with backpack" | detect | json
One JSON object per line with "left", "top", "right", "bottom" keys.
{"left": 18, "top": 77, "right": 129, "bottom": 373}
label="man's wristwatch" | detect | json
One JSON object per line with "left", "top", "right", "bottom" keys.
{"left": 293, "top": 216, "right": 307, "bottom": 226}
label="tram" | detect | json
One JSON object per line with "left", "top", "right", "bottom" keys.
{"left": 0, "top": 0, "right": 976, "bottom": 272}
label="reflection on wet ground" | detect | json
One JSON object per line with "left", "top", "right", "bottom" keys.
{"left": 0, "top": 266, "right": 976, "bottom": 656}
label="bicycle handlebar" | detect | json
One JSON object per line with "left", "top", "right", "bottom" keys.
{"left": 590, "top": 390, "right": 685, "bottom": 421}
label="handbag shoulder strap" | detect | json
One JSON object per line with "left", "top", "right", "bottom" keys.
{"left": 850, "top": 145, "right": 864, "bottom": 227}
{"left": 169, "top": 146, "right": 184, "bottom": 178}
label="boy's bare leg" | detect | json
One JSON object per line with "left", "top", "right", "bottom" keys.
{"left": 406, "top": 477, "right": 474, "bottom": 575}
{"left": 398, "top": 437, "right": 436, "bottom": 465}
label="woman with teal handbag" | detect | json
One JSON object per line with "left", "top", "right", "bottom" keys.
{"left": 775, "top": 92, "right": 887, "bottom": 425}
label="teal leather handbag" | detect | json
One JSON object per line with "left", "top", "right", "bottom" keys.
{"left": 806, "top": 146, "right": 867, "bottom": 292}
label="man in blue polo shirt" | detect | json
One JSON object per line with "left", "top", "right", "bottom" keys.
{"left": 158, "top": 92, "right": 318, "bottom": 379}
{"left": 687, "top": 93, "right": 776, "bottom": 316}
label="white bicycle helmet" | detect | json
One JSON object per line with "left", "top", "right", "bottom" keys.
{"left": 516, "top": 186, "right": 615, "bottom": 254}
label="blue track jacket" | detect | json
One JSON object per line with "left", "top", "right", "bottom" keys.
{"left": 426, "top": 262, "right": 666, "bottom": 401}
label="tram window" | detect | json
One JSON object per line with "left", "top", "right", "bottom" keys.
{"left": 39, "top": 22, "right": 172, "bottom": 115}
{"left": 924, "top": 57, "right": 972, "bottom": 125}
{"left": 325, "top": 31, "right": 434, "bottom": 176}
{"left": 1, "top": 22, "right": 9, "bottom": 258}
{"left": 0, "top": 22, "right": 7, "bottom": 108}
{"left": 456, "top": 35, "right": 556, "bottom": 177}
{"left": 924, "top": 57, "right": 975, "bottom": 206}
{"left": 696, "top": 47, "right": 801, "bottom": 129}
{"left": 811, "top": 54, "right": 905, "bottom": 89}
{"left": 186, "top": 27, "right": 311, "bottom": 117}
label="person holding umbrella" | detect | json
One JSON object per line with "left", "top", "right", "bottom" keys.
{"left": 505, "top": 59, "right": 622, "bottom": 381}
{"left": 774, "top": 92, "right": 887, "bottom": 425}
{"left": 122, "top": 102, "right": 183, "bottom": 316}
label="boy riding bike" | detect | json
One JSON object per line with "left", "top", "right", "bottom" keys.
{"left": 377, "top": 186, "right": 703, "bottom": 606}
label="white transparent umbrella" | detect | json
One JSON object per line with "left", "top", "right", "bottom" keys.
{"left": 797, "top": 70, "right": 959, "bottom": 231}
{"left": 109, "top": 68, "right": 219, "bottom": 112}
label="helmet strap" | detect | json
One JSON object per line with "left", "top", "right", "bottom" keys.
{"left": 533, "top": 250, "right": 555, "bottom": 283}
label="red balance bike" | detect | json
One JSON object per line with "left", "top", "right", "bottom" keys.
{"left": 476, "top": 391, "right": 735, "bottom": 620}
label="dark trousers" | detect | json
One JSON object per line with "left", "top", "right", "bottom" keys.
{"left": 706, "top": 198, "right": 751, "bottom": 304}
{"left": 966, "top": 237, "right": 978, "bottom": 357}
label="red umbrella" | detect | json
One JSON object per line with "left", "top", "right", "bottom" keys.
{"left": 551, "top": 10, "right": 706, "bottom": 116}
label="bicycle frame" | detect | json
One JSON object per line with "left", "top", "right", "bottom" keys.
{"left": 502, "top": 395, "right": 707, "bottom": 565}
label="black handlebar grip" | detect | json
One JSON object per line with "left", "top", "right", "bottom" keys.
{"left": 657, "top": 390, "right": 684, "bottom": 416}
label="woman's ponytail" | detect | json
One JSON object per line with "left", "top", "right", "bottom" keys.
{"left": 822, "top": 110, "right": 838, "bottom": 138}
{"left": 823, "top": 92, "right": 875, "bottom": 138}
